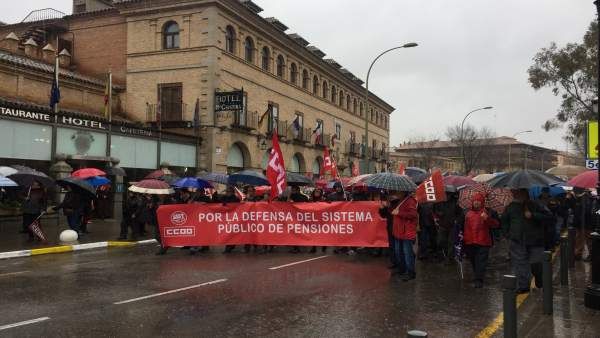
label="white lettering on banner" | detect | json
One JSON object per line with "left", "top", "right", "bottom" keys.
{"left": 198, "top": 213, "right": 223, "bottom": 222}
{"left": 164, "top": 227, "right": 195, "bottom": 237}
{"left": 268, "top": 150, "right": 286, "bottom": 194}
{"left": 424, "top": 180, "right": 437, "bottom": 201}
{"left": 0, "top": 107, "right": 52, "bottom": 122}
{"left": 217, "top": 223, "right": 265, "bottom": 234}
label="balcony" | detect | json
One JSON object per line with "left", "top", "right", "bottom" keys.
{"left": 146, "top": 102, "right": 189, "bottom": 128}
{"left": 267, "top": 120, "right": 288, "bottom": 138}
{"left": 291, "top": 127, "right": 311, "bottom": 144}
{"left": 231, "top": 111, "right": 258, "bottom": 130}
{"left": 344, "top": 141, "right": 360, "bottom": 156}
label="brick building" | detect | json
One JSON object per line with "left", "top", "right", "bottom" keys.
{"left": 0, "top": 0, "right": 393, "bottom": 178}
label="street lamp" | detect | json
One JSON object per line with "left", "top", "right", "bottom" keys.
{"left": 459, "top": 106, "right": 494, "bottom": 174}
{"left": 362, "top": 42, "right": 418, "bottom": 174}
{"left": 524, "top": 142, "right": 543, "bottom": 170}
{"left": 508, "top": 130, "right": 532, "bottom": 171}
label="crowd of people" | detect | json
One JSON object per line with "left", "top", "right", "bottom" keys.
{"left": 117, "top": 179, "right": 598, "bottom": 290}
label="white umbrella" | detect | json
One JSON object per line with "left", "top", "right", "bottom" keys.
{"left": 0, "top": 176, "right": 18, "bottom": 187}
{"left": 472, "top": 173, "right": 496, "bottom": 183}
{"left": 0, "top": 166, "right": 17, "bottom": 177}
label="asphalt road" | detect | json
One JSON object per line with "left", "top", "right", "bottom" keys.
{"left": 0, "top": 245, "right": 512, "bottom": 337}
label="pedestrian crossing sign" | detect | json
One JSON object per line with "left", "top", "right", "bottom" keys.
{"left": 587, "top": 121, "right": 598, "bottom": 160}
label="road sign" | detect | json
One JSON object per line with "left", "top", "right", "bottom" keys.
{"left": 586, "top": 159, "right": 598, "bottom": 170}
{"left": 587, "top": 121, "right": 598, "bottom": 160}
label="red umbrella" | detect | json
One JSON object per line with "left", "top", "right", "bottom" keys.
{"left": 72, "top": 168, "right": 106, "bottom": 179}
{"left": 315, "top": 179, "right": 327, "bottom": 189}
{"left": 129, "top": 179, "right": 174, "bottom": 195}
{"left": 145, "top": 169, "right": 173, "bottom": 179}
{"left": 567, "top": 170, "right": 597, "bottom": 189}
{"left": 444, "top": 175, "right": 476, "bottom": 189}
{"left": 458, "top": 183, "right": 513, "bottom": 214}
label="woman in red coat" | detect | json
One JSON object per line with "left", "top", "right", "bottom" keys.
{"left": 389, "top": 191, "right": 419, "bottom": 281}
{"left": 464, "top": 193, "right": 499, "bottom": 288}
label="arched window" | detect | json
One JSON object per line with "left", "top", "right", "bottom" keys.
{"left": 313, "top": 76, "right": 319, "bottom": 94}
{"left": 276, "top": 55, "right": 285, "bottom": 77}
{"left": 225, "top": 25, "right": 236, "bottom": 54}
{"left": 331, "top": 85, "right": 337, "bottom": 102}
{"left": 347, "top": 95, "right": 351, "bottom": 111}
{"left": 322, "top": 81, "right": 329, "bottom": 98}
{"left": 244, "top": 37, "right": 254, "bottom": 63}
{"left": 339, "top": 90, "right": 344, "bottom": 107}
{"left": 163, "top": 21, "right": 180, "bottom": 49}
{"left": 261, "top": 47, "right": 270, "bottom": 71}
{"left": 353, "top": 98, "right": 357, "bottom": 113}
{"left": 290, "top": 63, "right": 298, "bottom": 84}
{"left": 302, "top": 70, "right": 309, "bottom": 90}
{"left": 359, "top": 102, "right": 364, "bottom": 117}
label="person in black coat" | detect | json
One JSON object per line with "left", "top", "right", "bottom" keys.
{"left": 309, "top": 188, "right": 328, "bottom": 254}
{"left": 21, "top": 181, "right": 47, "bottom": 241}
{"left": 54, "top": 187, "right": 84, "bottom": 235}
{"left": 221, "top": 186, "right": 242, "bottom": 254}
{"left": 288, "top": 186, "right": 309, "bottom": 253}
{"left": 379, "top": 191, "right": 403, "bottom": 271}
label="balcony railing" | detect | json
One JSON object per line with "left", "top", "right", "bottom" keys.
{"left": 146, "top": 103, "right": 188, "bottom": 122}
{"left": 344, "top": 141, "right": 360, "bottom": 156}
{"left": 231, "top": 111, "right": 258, "bottom": 130}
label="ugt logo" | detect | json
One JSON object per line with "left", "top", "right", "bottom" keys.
{"left": 170, "top": 211, "right": 188, "bottom": 225}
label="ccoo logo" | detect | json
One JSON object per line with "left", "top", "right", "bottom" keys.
{"left": 164, "top": 227, "right": 195, "bottom": 237}
{"left": 170, "top": 211, "right": 188, "bottom": 225}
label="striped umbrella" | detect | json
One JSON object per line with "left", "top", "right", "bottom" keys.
{"left": 364, "top": 173, "right": 417, "bottom": 192}
{"left": 129, "top": 179, "right": 174, "bottom": 195}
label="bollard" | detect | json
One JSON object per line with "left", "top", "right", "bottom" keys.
{"left": 406, "top": 330, "right": 427, "bottom": 337}
{"left": 502, "top": 275, "right": 517, "bottom": 338}
{"left": 560, "top": 237, "right": 569, "bottom": 286}
{"left": 542, "top": 251, "right": 553, "bottom": 315}
{"left": 568, "top": 227, "right": 576, "bottom": 268}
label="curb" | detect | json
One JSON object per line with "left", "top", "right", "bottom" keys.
{"left": 0, "top": 239, "right": 158, "bottom": 260}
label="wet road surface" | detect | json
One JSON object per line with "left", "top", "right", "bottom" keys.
{"left": 0, "top": 245, "right": 515, "bottom": 337}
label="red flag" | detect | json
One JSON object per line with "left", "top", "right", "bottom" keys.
{"left": 322, "top": 147, "right": 337, "bottom": 177}
{"left": 398, "top": 163, "right": 406, "bottom": 175}
{"left": 351, "top": 161, "right": 359, "bottom": 177}
{"left": 267, "top": 130, "right": 287, "bottom": 200}
{"left": 415, "top": 170, "right": 446, "bottom": 203}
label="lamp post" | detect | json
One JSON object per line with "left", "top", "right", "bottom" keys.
{"left": 362, "top": 42, "right": 418, "bottom": 174}
{"left": 585, "top": 1, "right": 600, "bottom": 310}
{"left": 508, "top": 130, "right": 532, "bottom": 171}
{"left": 459, "top": 106, "right": 494, "bottom": 174}
{"left": 524, "top": 142, "right": 543, "bottom": 170}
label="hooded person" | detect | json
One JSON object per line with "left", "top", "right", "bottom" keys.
{"left": 463, "top": 193, "right": 500, "bottom": 288}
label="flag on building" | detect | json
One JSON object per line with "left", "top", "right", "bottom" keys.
{"left": 398, "top": 163, "right": 406, "bottom": 175}
{"left": 193, "top": 98, "right": 200, "bottom": 133}
{"left": 292, "top": 115, "right": 301, "bottom": 138}
{"left": 331, "top": 133, "right": 338, "bottom": 145}
{"left": 415, "top": 170, "right": 446, "bottom": 203}
{"left": 49, "top": 56, "right": 60, "bottom": 112}
{"left": 267, "top": 127, "right": 287, "bottom": 200}
{"left": 351, "top": 161, "right": 359, "bottom": 177}
{"left": 322, "top": 146, "right": 338, "bottom": 178}
{"left": 258, "top": 105, "right": 271, "bottom": 129}
{"left": 312, "top": 120, "right": 322, "bottom": 144}
{"left": 103, "top": 72, "right": 112, "bottom": 121}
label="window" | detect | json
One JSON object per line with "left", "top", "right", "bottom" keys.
{"left": 322, "top": 81, "right": 329, "bottom": 98}
{"left": 316, "top": 119, "right": 324, "bottom": 145}
{"left": 276, "top": 55, "right": 285, "bottom": 77}
{"left": 261, "top": 47, "right": 270, "bottom": 71}
{"left": 339, "top": 90, "right": 344, "bottom": 107}
{"left": 244, "top": 37, "right": 254, "bottom": 62}
{"left": 302, "top": 70, "right": 309, "bottom": 89}
{"left": 353, "top": 98, "right": 357, "bottom": 113}
{"left": 290, "top": 63, "right": 298, "bottom": 84}
{"left": 268, "top": 103, "right": 279, "bottom": 133}
{"left": 158, "top": 83, "right": 183, "bottom": 121}
{"left": 331, "top": 85, "right": 337, "bottom": 103}
{"left": 370, "top": 109, "right": 374, "bottom": 122}
{"left": 313, "top": 76, "right": 319, "bottom": 94}
{"left": 346, "top": 95, "right": 351, "bottom": 111}
{"left": 163, "top": 21, "right": 180, "bottom": 49}
{"left": 293, "top": 113, "right": 304, "bottom": 139}
{"left": 359, "top": 102, "right": 363, "bottom": 117}
{"left": 335, "top": 123, "right": 341, "bottom": 141}
{"left": 225, "top": 25, "right": 236, "bottom": 54}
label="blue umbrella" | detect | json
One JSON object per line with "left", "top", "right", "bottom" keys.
{"left": 85, "top": 176, "right": 111, "bottom": 187}
{"left": 0, "top": 176, "right": 18, "bottom": 187}
{"left": 173, "top": 177, "right": 213, "bottom": 189}
{"left": 529, "top": 185, "right": 566, "bottom": 199}
{"left": 228, "top": 170, "right": 270, "bottom": 186}
{"left": 198, "top": 172, "right": 229, "bottom": 185}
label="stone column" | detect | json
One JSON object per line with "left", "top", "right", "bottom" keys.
{"left": 49, "top": 153, "right": 73, "bottom": 205}
{"left": 109, "top": 157, "right": 124, "bottom": 221}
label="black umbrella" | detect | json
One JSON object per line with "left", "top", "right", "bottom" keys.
{"left": 364, "top": 173, "right": 417, "bottom": 192}
{"left": 405, "top": 167, "right": 430, "bottom": 184}
{"left": 286, "top": 172, "right": 314, "bottom": 187}
{"left": 56, "top": 177, "right": 97, "bottom": 197}
{"left": 487, "top": 170, "right": 564, "bottom": 189}
{"left": 8, "top": 167, "right": 54, "bottom": 187}
{"left": 198, "top": 172, "right": 229, "bottom": 185}
{"left": 105, "top": 166, "right": 127, "bottom": 176}
{"left": 228, "top": 170, "right": 270, "bottom": 186}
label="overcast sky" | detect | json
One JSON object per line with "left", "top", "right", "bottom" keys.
{"left": 1, "top": 1, "right": 594, "bottom": 153}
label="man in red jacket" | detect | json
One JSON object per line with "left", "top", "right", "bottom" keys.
{"left": 464, "top": 193, "right": 499, "bottom": 288}
{"left": 390, "top": 191, "right": 419, "bottom": 281}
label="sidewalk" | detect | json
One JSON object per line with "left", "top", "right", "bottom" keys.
{"left": 513, "top": 260, "right": 600, "bottom": 337}
{"left": 0, "top": 213, "right": 154, "bottom": 253}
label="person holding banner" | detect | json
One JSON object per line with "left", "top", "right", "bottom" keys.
{"left": 309, "top": 188, "right": 328, "bottom": 254}
{"left": 390, "top": 191, "right": 419, "bottom": 282}
{"left": 463, "top": 193, "right": 499, "bottom": 288}
{"left": 221, "top": 186, "right": 242, "bottom": 254}
{"left": 379, "top": 191, "right": 402, "bottom": 270}
{"left": 327, "top": 182, "right": 349, "bottom": 254}
{"left": 288, "top": 186, "right": 310, "bottom": 254}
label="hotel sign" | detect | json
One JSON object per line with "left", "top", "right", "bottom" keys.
{"left": 215, "top": 90, "right": 244, "bottom": 112}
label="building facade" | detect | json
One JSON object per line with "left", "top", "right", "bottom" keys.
{"left": 0, "top": 0, "right": 393, "bottom": 178}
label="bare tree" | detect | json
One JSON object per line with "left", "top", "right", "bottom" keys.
{"left": 446, "top": 124, "right": 496, "bottom": 174}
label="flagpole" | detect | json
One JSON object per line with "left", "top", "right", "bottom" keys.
{"left": 106, "top": 71, "right": 113, "bottom": 159}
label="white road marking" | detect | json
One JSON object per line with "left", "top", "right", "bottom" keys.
{"left": 0, "top": 271, "right": 30, "bottom": 278}
{"left": 114, "top": 279, "right": 228, "bottom": 305}
{"left": 0, "top": 317, "right": 50, "bottom": 331}
{"left": 268, "top": 255, "right": 330, "bottom": 270}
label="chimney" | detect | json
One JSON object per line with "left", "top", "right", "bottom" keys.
{"left": 23, "top": 38, "right": 39, "bottom": 58}
{"left": 42, "top": 43, "right": 56, "bottom": 64}
{"left": 58, "top": 49, "right": 71, "bottom": 67}
{"left": 1, "top": 32, "right": 19, "bottom": 52}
